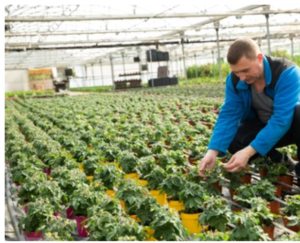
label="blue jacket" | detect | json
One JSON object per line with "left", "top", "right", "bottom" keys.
{"left": 208, "top": 55, "right": 300, "bottom": 156}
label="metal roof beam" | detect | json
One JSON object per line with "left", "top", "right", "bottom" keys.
{"left": 5, "top": 21, "right": 300, "bottom": 37}
{"left": 5, "top": 9, "right": 300, "bottom": 22}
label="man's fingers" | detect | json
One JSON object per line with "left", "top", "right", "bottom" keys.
{"left": 223, "top": 157, "right": 235, "bottom": 169}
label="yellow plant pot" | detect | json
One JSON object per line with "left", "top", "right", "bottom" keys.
{"left": 138, "top": 180, "right": 148, "bottom": 187}
{"left": 124, "top": 173, "right": 140, "bottom": 180}
{"left": 106, "top": 190, "right": 116, "bottom": 199}
{"left": 180, "top": 212, "right": 208, "bottom": 234}
{"left": 67, "top": 153, "right": 73, "bottom": 158}
{"left": 120, "top": 200, "right": 126, "bottom": 211}
{"left": 79, "top": 163, "right": 84, "bottom": 172}
{"left": 143, "top": 226, "right": 156, "bottom": 241}
{"left": 150, "top": 190, "right": 167, "bottom": 206}
{"left": 87, "top": 176, "right": 93, "bottom": 183}
{"left": 129, "top": 215, "right": 141, "bottom": 223}
{"left": 168, "top": 200, "right": 185, "bottom": 213}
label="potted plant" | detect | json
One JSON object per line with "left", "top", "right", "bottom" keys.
{"left": 18, "top": 199, "right": 56, "bottom": 241}
{"left": 229, "top": 210, "right": 271, "bottom": 241}
{"left": 115, "top": 179, "right": 148, "bottom": 218}
{"left": 178, "top": 181, "right": 209, "bottom": 233}
{"left": 193, "top": 231, "right": 230, "bottom": 241}
{"left": 86, "top": 212, "right": 146, "bottom": 241}
{"left": 199, "top": 196, "right": 233, "bottom": 232}
{"left": 266, "top": 163, "right": 293, "bottom": 191}
{"left": 161, "top": 172, "right": 187, "bottom": 212}
{"left": 254, "top": 179, "right": 279, "bottom": 215}
{"left": 118, "top": 151, "right": 139, "bottom": 179}
{"left": 82, "top": 155, "right": 101, "bottom": 181}
{"left": 281, "top": 195, "right": 300, "bottom": 232}
{"left": 144, "top": 166, "right": 168, "bottom": 206}
{"left": 93, "top": 163, "right": 123, "bottom": 198}
{"left": 149, "top": 207, "right": 188, "bottom": 241}
{"left": 136, "top": 156, "right": 156, "bottom": 186}
{"left": 43, "top": 216, "right": 76, "bottom": 241}
{"left": 67, "top": 184, "right": 108, "bottom": 237}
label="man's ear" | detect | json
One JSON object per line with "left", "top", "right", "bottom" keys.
{"left": 257, "top": 53, "right": 263, "bottom": 62}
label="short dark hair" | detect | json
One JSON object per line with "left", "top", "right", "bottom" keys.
{"left": 227, "top": 37, "right": 260, "bottom": 64}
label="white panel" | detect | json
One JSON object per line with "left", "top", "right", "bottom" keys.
{"left": 5, "top": 70, "right": 29, "bottom": 92}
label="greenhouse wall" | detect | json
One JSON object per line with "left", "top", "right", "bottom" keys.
{"left": 5, "top": 70, "right": 29, "bottom": 92}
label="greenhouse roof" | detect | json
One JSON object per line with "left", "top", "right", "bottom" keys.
{"left": 5, "top": 4, "right": 300, "bottom": 69}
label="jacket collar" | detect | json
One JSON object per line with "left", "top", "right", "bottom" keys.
{"left": 236, "top": 55, "right": 272, "bottom": 90}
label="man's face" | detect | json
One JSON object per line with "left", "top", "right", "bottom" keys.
{"left": 230, "top": 54, "right": 263, "bottom": 84}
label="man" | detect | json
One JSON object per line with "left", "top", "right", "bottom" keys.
{"left": 198, "top": 37, "right": 300, "bottom": 179}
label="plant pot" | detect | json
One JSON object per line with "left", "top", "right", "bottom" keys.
{"left": 229, "top": 189, "right": 238, "bottom": 202}
{"left": 129, "top": 214, "right": 141, "bottom": 223}
{"left": 66, "top": 206, "right": 74, "bottom": 219}
{"left": 168, "top": 200, "right": 185, "bottom": 213}
{"left": 262, "top": 225, "right": 275, "bottom": 240}
{"left": 259, "top": 169, "right": 268, "bottom": 178}
{"left": 120, "top": 200, "right": 126, "bottom": 211}
{"left": 267, "top": 201, "right": 280, "bottom": 215}
{"left": 241, "top": 174, "right": 252, "bottom": 184}
{"left": 278, "top": 175, "right": 293, "bottom": 191}
{"left": 274, "top": 184, "right": 282, "bottom": 197}
{"left": 124, "top": 173, "right": 140, "bottom": 180}
{"left": 86, "top": 176, "right": 93, "bottom": 183}
{"left": 282, "top": 215, "right": 300, "bottom": 232}
{"left": 143, "top": 226, "right": 156, "bottom": 241}
{"left": 79, "top": 163, "right": 84, "bottom": 172}
{"left": 43, "top": 167, "right": 51, "bottom": 175}
{"left": 150, "top": 190, "right": 167, "bottom": 206}
{"left": 180, "top": 212, "right": 208, "bottom": 233}
{"left": 106, "top": 190, "right": 116, "bottom": 199}
{"left": 138, "top": 180, "right": 148, "bottom": 187}
{"left": 23, "top": 231, "right": 43, "bottom": 241}
{"left": 74, "top": 216, "right": 89, "bottom": 237}
{"left": 212, "top": 181, "right": 222, "bottom": 194}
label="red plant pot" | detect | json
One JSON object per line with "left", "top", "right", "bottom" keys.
{"left": 262, "top": 225, "right": 275, "bottom": 240}
{"left": 278, "top": 175, "right": 293, "bottom": 191}
{"left": 66, "top": 206, "right": 74, "bottom": 219}
{"left": 267, "top": 201, "right": 280, "bottom": 215}
{"left": 241, "top": 174, "right": 252, "bottom": 184}
{"left": 43, "top": 167, "right": 51, "bottom": 176}
{"left": 259, "top": 169, "right": 268, "bottom": 178}
{"left": 74, "top": 216, "right": 89, "bottom": 237}
{"left": 23, "top": 231, "right": 43, "bottom": 241}
{"left": 274, "top": 184, "right": 282, "bottom": 197}
{"left": 282, "top": 215, "right": 300, "bottom": 232}
{"left": 212, "top": 181, "right": 222, "bottom": 194}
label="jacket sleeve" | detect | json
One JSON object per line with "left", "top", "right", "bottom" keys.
{"left": 208, "top": 74, "right": 244, "bottom": 156}
{"left": 250, "top": 66, "right": 300, "bottom": 156}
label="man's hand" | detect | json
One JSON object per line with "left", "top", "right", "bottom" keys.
{"left": 198, "top": 149, "right": 219, "bottom": 178}
{"left": 224, "top": 146, "right": 257, "bottom": 172}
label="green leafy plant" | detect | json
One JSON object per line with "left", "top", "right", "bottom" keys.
{"left": 67, "top": 184, "right": 107, "bottom": 216}
{"left": 82, "top": 155, "right": 101, "bottom": 176}
{"left": 86, "top": 212, "right": 146, "bottom": 241}
{"left": 194, "top": 231, "right": 230, "bottom": 241}
{"left": 136, "top": 156, "right": 156, "bottom": 180}
{"left": 119, "top": 152, "right": 139, "bottom": 174}
{"left": 144, "top": 166, "right": 168, "bottom": 190}
{"left": 254, "top": 179, "right": 276, "bottom": 202}
{"left": 135, "top": 197, "right": 161, "bottom": 226}
{"left": 18, "top": 199, "right": 56, "bottom": 234}
{"left": 178, "top": 181, "right": 208, "bottom": 214}
{"left": 115, "top": 179, "right": 148, "bottom": 215}
{"left": 265, "top": 163, "right": 289, "bottom": 182}
{"left": 43, "top": 216, "right": 76, "bottom": 241}
{"left": 93, "top": 163, "right": 123, "bottom": 190}
{"left": 161, "top": 173, "right": 187, "bottom": 201}
{"left": 229, "top": 210, "right": 271, "bottom": 241}
{"left": 282, "top": 195, "right": 300, "bottom": 216}
{"left": 150, "top": 207, "right": 188, "bottom": 241}
{"left": 199, "top": 196, "right": 232, "bottom": 232}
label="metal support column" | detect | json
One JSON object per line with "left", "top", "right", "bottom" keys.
{"left": 194, "top": 53, "right": 198, "bottom": 81}
{"left": 121, "top": 52, "right": 126, "bottom": 75}
{"left": 149, "top": 48, "right": 154, "bottom": 88}
{"left": 91, "top": 64, "right": 95, "bottom": 86}
{"left": 175, "top": 51, "right": 179, "bottom": 78}
{"left": 265, "top": 14, "right": 271, "bottom": 55}
{"left": 99, "top": 59, "right": 104, "bottom": 86}
{"left": 212, "top": 50, "right": 215, "bottom": 78}
{"left": 290, "top": 35, "right": 294, "bottom": 62}
{"left": 109, "top": 56, "right": 115, "bottom": 91}
{"left": 214, "top": 21, "right": 223, "bottom": 83}
{"left": 181, "top": 37, "right": 188, "bottom": 86}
